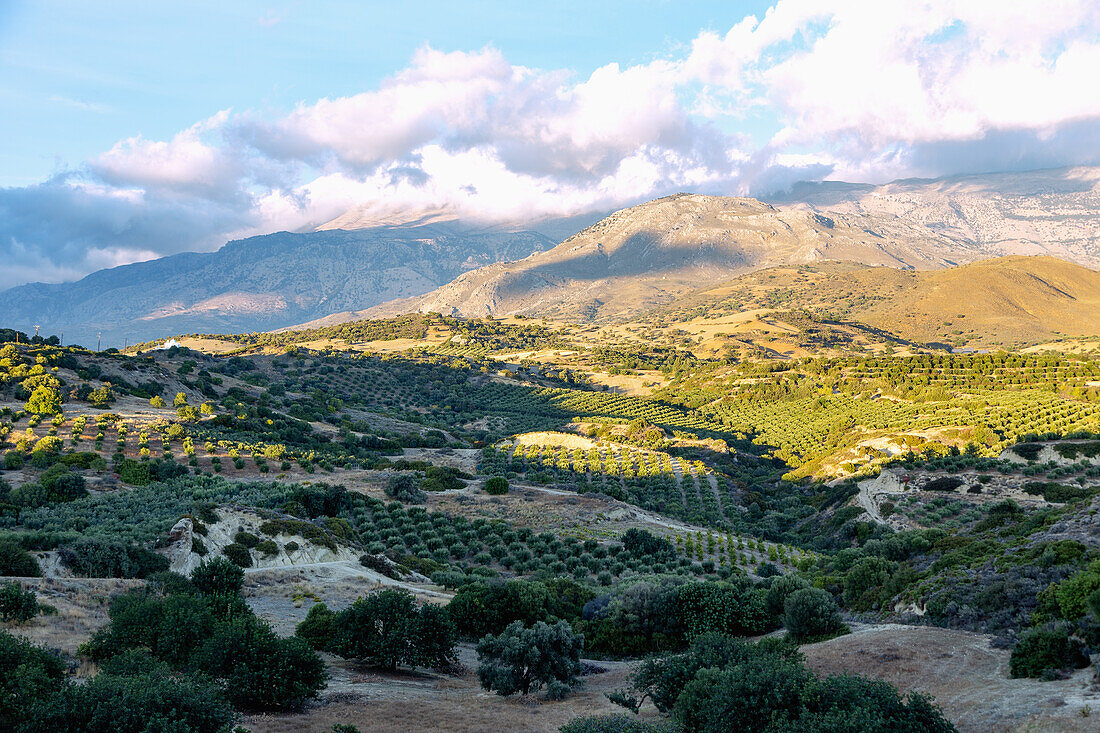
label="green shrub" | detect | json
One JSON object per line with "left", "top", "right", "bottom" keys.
{"left": 783, "top": 588, "right": 846, "bottom": 641}
{"left": 448, "top": 579, "right": 556, "bottom": 639}
{"left": 25, "top": 386, "right": 62, "bottom": 415}
{"left": 842, "top": 556, "right": 897, "bottom": 611}
{"left": 477, "top": 619, "right": 583, "bottom": 697}
{"left": 221, "top": 543, "right": 253, "bottom": 568}
{"left": 79, "top": 585, "right": 325, "bottom": 712}
{"left": 3, "top": 450, "right": 24, "bottom": 470}
{"left": 0, "top": 630, "right": 66, "bottom": 730}
{"left": 359, "top": 553, "right": 400, "bottom": 579}
{"left": 0, "top": 581, "right": 40, "bottom": 623}
{"left": 611, "top": 633, "right": 955, "bottom": 732}
{"left": 190, "top": 614, "right": 327, "bottom": 711}
{"left": 296, "top": 602, "right": 336, "bottom": 651}
{"left": 256, "top": 540, "right": 278, "bottom": 556}
{"left": 28, "top": 665, "right": 235, "bottom": 732}
{"left": 383, "top": 473, "right": 426, "bottom": 503}
{"left": 190, "top": 557, "right": 244, "bottom": 597}
{"left": 114, "top": 459, "right": 152, "bottom": 486}
{"left": 765, "top": 575, "right": 810, "bottom": 617}
{"left": 234, "top": 530, "right": 260, "bottom": 548}
{"left": 1010, "top": 626, "right": 1089, "bottom": 678}
{"left": 57, "top": 538, "right": 168, "bottom": 578}
{"left": 676, "top": 581, "right": 772, "bottom": 639}
{"left": 0, "top": 539, "right": 41, "bottom": 577}
{"left": 328, "top": 588, "right": 456, "bottom": 670}
{"left": 484, "top": 476, "right": 509, "bottom": 495}
{"left": 421, "top": 465, "right": 467, "bottom": 492}
{"left": 923, "top": 476, "right": 964, "bottom": 492}
{"left": 1049, "top": 561, "right": 1100, "bottom": 620}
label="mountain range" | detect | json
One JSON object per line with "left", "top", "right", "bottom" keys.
{"left": 0, "top": 222, "right": 558, "bottom": 346}
{"left": 331, "top": 166, "right": 1100, "bottom": 326}
{"left": 2, "top": 166, "right": 1098, "bottom": 344}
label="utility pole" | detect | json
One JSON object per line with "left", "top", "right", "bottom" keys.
{"left": 33, "top": 325, "right": 39, "bottom": 339}
{"left": 97, "top": 332, "right": 101, "bottom": 352}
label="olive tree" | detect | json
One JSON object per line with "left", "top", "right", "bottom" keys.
{"left": 476, "top": 619, "right": 583, "bottom": 697}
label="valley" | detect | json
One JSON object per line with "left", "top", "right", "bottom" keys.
{"left": 4, "top": 291, "right": 1100, "bottom": 731}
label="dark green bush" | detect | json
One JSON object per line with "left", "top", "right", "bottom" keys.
{"left": 476, "top": 619, "right": 583, "bottom": 697}
{"left": 484, "top": 476, "right": 509, "bottom": 495}
{"left": 57, "top": 538, "right": 168, "bottom": 579}
{"left": 0, "top": 581, "right": 40, "bottom": 623}
{"left": 611, "top": 633, "right": 955, "bottom": 732}
{"left": 234, "top": 530, "right": 260, "bottom": 548}
{"left": 1010, "top": 443, "right": 1043, "bottom": 461}
{"left": 1010, "top": 626, "right": 1089, "bottom": 678}
{"left": 296, "top": 602, "right": 336, "bottom": 651}
{"left": 783, "top": 588, "right": 845, "bottom": 641}
{"left": 448, "top": 579, "right": 555, "bottom": 639}
{"left": 622, "top": 528, "right": 674, "bottom": 558}
{"left": 384, "top": 473, "right": 426, "bottom": 503}
{"left": 765, "top": 575, "right": 810, "bottom": 617}
{"left": 326, "top": 588, "right": 456, "bottom": 670}
{"left": 190, "top": 613, "right": 327, "bottom": 710}
{"left": 0, "top": 630, "right": 66, "bottom": 730}
{"left": 222, "top": 543, "right": 253, "bottom": 568}
{"left": 256, "top": 539, "right": 278, "bottom": 556}
{"left": 676, "top": 581, "right": 773, "bottom": 639}
{"left": 923, "top": 477, "right": 964, "bottom": 492}
{"left": 359, "top": 553, "right": 400, "bottom": 579}
{"left": 82, "top": 572, "right": 325, "bottom": 712}
{"left": 0, "top": 538, "right": 41, "bottom": 577}
{"left": 190, "top": 557, "right": 244, "bottom": 597}
{"left": 421, "top": 465, "right": 467, "bottom": 492}
{"left": 26, "top": 665, "right": 235, "bottom": 732}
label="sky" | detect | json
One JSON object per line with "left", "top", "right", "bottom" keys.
{"left": 1, "top": 0, "right": 1098, "bottom": 290}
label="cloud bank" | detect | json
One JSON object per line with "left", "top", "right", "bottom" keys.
{"left": 4, "top": 0, "right": 1099, "bottom": 289}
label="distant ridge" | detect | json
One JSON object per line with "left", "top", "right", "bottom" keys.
{"left": 0, "top": 223, "right": 555, "bottom": 347}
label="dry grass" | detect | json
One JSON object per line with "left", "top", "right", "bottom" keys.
{"left": 241, "top": 646, "right": 643, "bottom": 733}
{"left": 3, "top": 577, "right": 144, "bottom": 657}
{"left": 803, "top": 624, "right": 1100, "bottom": 733}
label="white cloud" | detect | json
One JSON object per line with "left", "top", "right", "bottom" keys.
{"left": 91, "top": 110, "right": 245, "bottom": 199}
{"left": 4, "top": 0, "right": 1100, "bottom": 289}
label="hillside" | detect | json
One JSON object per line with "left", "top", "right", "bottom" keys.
{"left": 660, "top": 255, "right": 1100, "bottom": 349}
{"left": 0, "top": 223, "right": 554, "bottom": 347}
{"left": 338, "top": 194, "right": 966, "bottom": 325}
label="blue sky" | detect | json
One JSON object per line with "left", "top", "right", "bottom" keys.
{"left": 0, "top": 0, "right": 1098, "bottom": 290}
{"left": 0, "top": 0, "right": 771, "bottom": 187}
